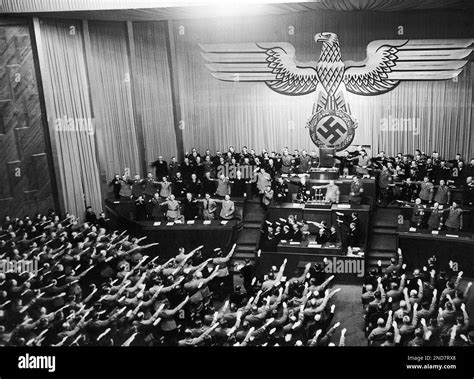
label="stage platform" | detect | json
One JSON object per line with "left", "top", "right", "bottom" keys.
{"left": 268, "top": 203, "right": 371, "bottom": 247}
{"left": 283, "top": 175, "right": 376, "bottom": 208}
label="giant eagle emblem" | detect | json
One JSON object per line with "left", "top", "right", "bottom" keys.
{"left": 200, "top": 33, "right": 473, "bottom": 150}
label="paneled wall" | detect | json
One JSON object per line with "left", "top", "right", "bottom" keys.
{"left": 0, "top": 19, "right": 55, "bottom": 219}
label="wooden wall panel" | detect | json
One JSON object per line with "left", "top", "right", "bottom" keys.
{"left": 0, "top": 21, "right": 54, "bottom": 219}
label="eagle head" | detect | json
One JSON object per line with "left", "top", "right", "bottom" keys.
{"left": 314, "top": 32, "right": 339, "bottom": 46}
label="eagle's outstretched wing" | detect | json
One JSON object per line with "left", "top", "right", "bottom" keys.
{"left": 199, "top": 42, "right": 319, "bottom": 96}
{"left": 343, "top": 39, "right": 474, "bottom": 96}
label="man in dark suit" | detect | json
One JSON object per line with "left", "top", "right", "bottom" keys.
{"left": 151, "top": 156, "right": 169, "bottom": 179}
{"left": 85, "top": 206, "right": 97, "bottom": 224}
{"left": 109, "top": 174, "right": 121, "bottom": 200}
{"left": 168, "top": 157, "right": 181, "bottom": 179}
{"left": 181, "top": 193, "right": 199, "bottom": 221}
{"left": 347, "top": 222, "right": 360, "bottom": 248}
{"left": 172, "top": 172, "right": 187, "bottom": 197}
{"left": 181, "top": 157, "right": 195, "bottom": 181}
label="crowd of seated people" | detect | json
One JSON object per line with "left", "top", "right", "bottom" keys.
{"left": 362, "top": 249, "right": 473, "bottom": 346}
{"left": 260, "top": 212, "right": 362, "bottom": 254}
{"left": 0, "top": 211, "right": 349, "bottom": 347}
{"left": 110, "top": 146, "right": 473, "bottom": 214}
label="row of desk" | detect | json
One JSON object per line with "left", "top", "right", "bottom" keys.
{"left": 105, "top": 200, "right": 242, "bottom": 258}
{"left": 104, "top": 197, "right": 246, "bottom": 221}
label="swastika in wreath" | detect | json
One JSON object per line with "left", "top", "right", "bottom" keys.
{"left": 317, "top": 116, "right": 347, "bottom": 145}
{"left": 307, "top": 109, "right": 357, "bottom": 151}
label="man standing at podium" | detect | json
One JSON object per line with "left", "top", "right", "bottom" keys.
{"left": 329, "top": 150, "right": 353, "bottom": 176}
{"left": 312, "top": 180, "right": 340, "bottom": 204}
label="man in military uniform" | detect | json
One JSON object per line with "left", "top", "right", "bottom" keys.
{"left": 418, "top": 176, "right": 434, "bottom": 204}
{"left": 445, "top": 202, "right": 463, "bottom": 232}
{"left": 433, "top": 180, "right": 451, "bottom": 206}
{"left": 297, "top": 150, "right": 311, "bottom": 174}
{"left": 280, "top": 149, "right": 293, "bottom": 175}
{"left": 348, "top": 176, "right": 364, "bottom": 206}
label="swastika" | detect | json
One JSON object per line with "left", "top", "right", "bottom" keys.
{"left": 317, "top": 116, "right": 347, "bottom": 144}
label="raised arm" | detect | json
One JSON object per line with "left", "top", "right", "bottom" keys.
{"left": 315, "top": 275, "right": 335, "bottom": 293}
{"left": 385, "top": 310, "right": 394, "bottom": 332}
{"left": 399, "top": 274, "right": 407, "bottom": 293}
{"left": 141, "top": 304, "right": 165, "bottom": 326}
{"left": 274, "top": 259, "right": 287, "bottom": 284}
{"left": 417, "top": 279, "right": 424, "bottom": 300}
{"left": 411, "top": 303, "right": 419, "bottom": 327}
{"left": 291, "top": 263, "right": 311, "bottom": 285}
{"left": 463, "top": 282, "right": 472, "bottom": 299}
{"left": 460, "top": 303, "right": 469, "bottom": 328}
{"left": 392, "top": 321, "right": 401, "bottom": 344}
{"left": 338, "top": 328, "right": 346, "bottom": 347}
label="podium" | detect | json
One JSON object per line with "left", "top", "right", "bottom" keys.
{"left": 319, "top": 147, "right": 336, "bottom": 167}
{"left": 307, "top": 147, "right": 339, "bottom": 181}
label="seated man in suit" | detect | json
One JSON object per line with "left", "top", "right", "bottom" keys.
{"left": 199, "top": 193, "right": 218, "bottom": 220}
{"left": 316, "top": 227, "right": 329, "bottom": 245}
{"left": 220, "top": 195, "right": 235, "bottom": 220}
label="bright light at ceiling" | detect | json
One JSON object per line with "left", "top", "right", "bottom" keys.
{"left": 202, "top": 3, "right": 266, "bottom": 17}
{"left": 164, "top": 0, "right": 302, "bottom": 18}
